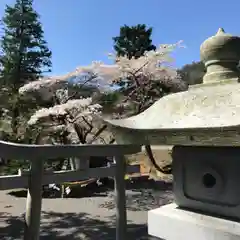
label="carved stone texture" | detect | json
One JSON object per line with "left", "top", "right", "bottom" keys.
{"left": 172, "top": 145, "right": 240, "bottom": 220}
{"left": 104, "top": 28, "right": 240, "bottom": 146}
{"left": 200, "top": 28, "right": 240, "bottom": 84}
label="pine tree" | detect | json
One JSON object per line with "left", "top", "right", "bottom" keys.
{"left": 0, "top": 0, "right": 52, "bottom": 139}
{"left": 113, "top": 24, "right": 156, "bottom": 59}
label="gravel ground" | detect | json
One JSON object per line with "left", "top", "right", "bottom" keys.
{"left": 0, "top": 179, "right": 173, "bottom": 239}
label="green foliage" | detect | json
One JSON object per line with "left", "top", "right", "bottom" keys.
{"left": 0, "top": 0, "right": 52, "bottom": 174}
{"left": 178, "top": 61, "right": 206, "bottom": 85}
{"left": 0, "top": 0, "right": 52, "bottom": 139}
{"left": 113, "top": 24, "right": 156, "bottom": 59}
{"left": 0, "top": 0, "right": 52, "bottom": 88}
{"left": 1, "top": 159, "right": 30, "bottom": 175}
{"left": 112, "top": 25, "right": 186, "bottom": 175}
{"left": 98, "top": 91, "right": 121, "bottom": 107}
{"left": 112, "top": 24, "right": 182, "bottom": 115}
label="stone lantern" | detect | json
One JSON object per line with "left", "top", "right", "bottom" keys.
{"left": 104, "top": 28, "right": 240, "bottom": 240}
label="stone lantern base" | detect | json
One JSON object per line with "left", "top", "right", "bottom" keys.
{"left": 148, "top": 203, "right": 240, "bottom": 240}
{"left": 148, "top": 145, "right": 240, "bottom": 239}
{"left": 173, "top": 146, "right": 240, "bottom": 220}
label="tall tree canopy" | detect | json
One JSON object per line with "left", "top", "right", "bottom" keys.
{"left": 112, "top": 24, "right": 185, "bottom": 115}
{"left": 112, "top": 25, "right": 186, "bottom": 175}
{"left": 113, "top": 24, "right": 156, "bottom": 59}
{"left": 0, "top": 0, "right": 52, "bottom": 139}
{"left": 178, "top": 61, "right": 206, "bottom": 85}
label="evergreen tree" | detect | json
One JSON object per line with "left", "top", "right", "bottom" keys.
{"left": 112, "top": 25, "right": 181, "bottom": 115}
{"left": 0, "top": 0, "right": 52, "bottom": 139}
{"left": 178, "top": 61, "right": 206, "bottom": 85}
{"left": 112, "top": 25, "right": 185, "bottom": 175}
{"left": 113, "top": 24, "right": 156, "bottom": 59}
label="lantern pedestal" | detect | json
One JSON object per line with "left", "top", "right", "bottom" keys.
{"left": 148, "top": 203, "right": 240, "bottom": 240}
{"left": 148, "top": 146, "right": 240, "bottom": 239}
{"left": 173, "top": 146, "right": 240, "bottom": 219}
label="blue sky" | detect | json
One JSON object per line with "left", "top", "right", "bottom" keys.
{"left": 0, "top": 0, "right": 240, "bottom": 76}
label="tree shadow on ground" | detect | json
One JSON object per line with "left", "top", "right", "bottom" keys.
{"left": 8, "top": 179, "right": 111, "bottom": 198}
{"left": 98, "top": 177, "right": 173, "bottom": 212}
{"left": 0, "top": 211, "right": 159, "bottom": 240}
{"left": 2, "top": 177, "right": 169, "bottom": 239}
{"left": 8, "top": 176, "right": 172, "bottom": 197}
{"left": 8, "top": 186, "right": 108, "bottom": 199}
{"left": 125, "top": 176, "right": 172, "bottom": 191}
{"left": 8, "top": 177, "right": 173, "bottom": 212}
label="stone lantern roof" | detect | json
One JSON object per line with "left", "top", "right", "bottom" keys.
{"left": 104, "top": 29, "right": 240, "bottom": 146}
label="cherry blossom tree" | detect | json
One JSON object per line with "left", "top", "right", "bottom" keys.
{"left": 108, "top": 41, "right": 187, "bottom": 116}
{"left": 19, "top": 41, "right": 186, "bottom": 175}
{"left": 19, "top": 72, "right": 117, "bottom": 175}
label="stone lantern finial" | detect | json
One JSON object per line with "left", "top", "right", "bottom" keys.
{"left": 216, "top": 27, "right": 225, "bottom": 34}
{"left": 200, "top": 28, "right": 240, "bottom": 84}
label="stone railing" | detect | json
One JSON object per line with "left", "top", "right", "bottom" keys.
{"left": 0, "top": 140, "right": 141, "bottom": 240}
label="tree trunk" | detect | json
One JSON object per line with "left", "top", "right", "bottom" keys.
{"left": 11, "top": 104, "right": 20, "bottom": 137}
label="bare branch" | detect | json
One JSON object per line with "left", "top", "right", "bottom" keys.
{"left": 87, "top": 124, "right": 107, "bottom": 144}
{"left": 64, "top": 72, "right": 98, "bottom": 103}
{"left": 82, "top": 117, "right": 94, "bottom": 142}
